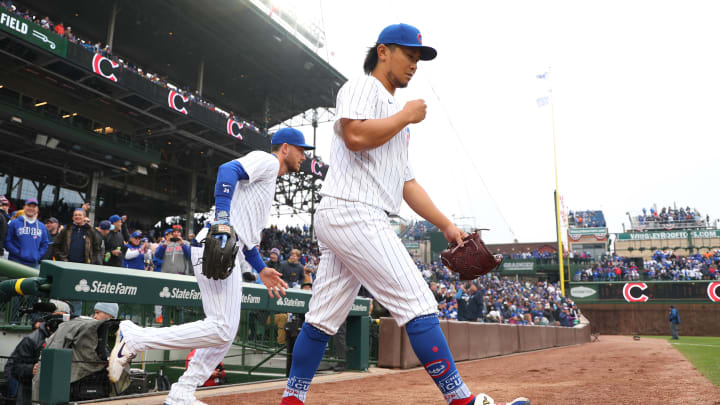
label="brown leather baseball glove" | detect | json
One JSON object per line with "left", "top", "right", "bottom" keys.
{"left": 440, "top": 231, "right": 503, "bottom": 280}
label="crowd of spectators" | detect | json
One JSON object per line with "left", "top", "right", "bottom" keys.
{"left": 402, "top": 220, "right": 437, "bottom": 240}
{"left": 418, "top": 262, "right": 579, "bottom": 327}
{"left": 0, "top": 1, "right": 262, "bottom": 133}
{"left": 568, "top": 210, "right": 606, "bottom": 228}
{"left": 0, "top": 195, "right": 201, "bottom": 278}
{"left": 574, "top": 251, "right": 720, "bottom": 281}
{"left": 633, "top": 205, "right": 707, "bottom": 229}
{"left": 0, "top": 191, "right": 320, "bottom": 280}
{"left": 260, "top": 224, "right": 318, "bottom": 264}
{"left": 504, "top": 250, "right": 556, "bottom": 260}
{"left": 498, "top": 249, "right": 593, "bottom": 263}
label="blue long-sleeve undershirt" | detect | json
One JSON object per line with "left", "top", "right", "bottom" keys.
{"left": 242, "top": 245, "right": 266, "bottom": 273}
{"left": 214, "top": 160, "right": 249, "bottom": 214}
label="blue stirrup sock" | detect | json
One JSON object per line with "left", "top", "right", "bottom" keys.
{"left": 282, "top": 323, "right": 331, "bottom": 403}
{"left": 406, "top": 314, "right": 474, "bottom": 405}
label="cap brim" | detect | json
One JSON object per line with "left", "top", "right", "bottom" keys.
{"left": 419, "top": 46, "right": 437, "bottom": 61}
{"left": 271, "top": 141, "right": 315, "bottom": 150}
{"left": 386, "top": 43, "right": 437, "bottom": 61}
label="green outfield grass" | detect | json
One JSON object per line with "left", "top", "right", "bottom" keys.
{"left": 641, "top": 335, "right": 720, "bottom": 387}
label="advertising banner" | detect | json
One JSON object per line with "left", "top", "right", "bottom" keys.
{"left": 40, "top": 261, "right": 370, "bottom": 314}
{"left": 501, "top": 260, "right": 536, "bottom": 274}
{"left": 568, "top": 227, "right": 608, "bottom": 241}
{"left": 616, "top": 230, "right": 720, "bottom": 241}
{"left": 569, "top": 281, "right": 720, "bottom": 303}
{"left": 0, "top": 6, "right": 67, "bottom": 56}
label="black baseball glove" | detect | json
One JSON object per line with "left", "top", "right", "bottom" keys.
{"left": 201, "top": 223, "right": 239, "bottom": 280}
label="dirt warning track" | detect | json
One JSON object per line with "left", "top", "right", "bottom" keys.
{"left": 105, "top": 336, "right": 720, "bottom": 405}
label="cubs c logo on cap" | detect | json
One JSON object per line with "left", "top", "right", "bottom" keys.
{"left": 417, "top": 33, "right": 422, "bottom": 44}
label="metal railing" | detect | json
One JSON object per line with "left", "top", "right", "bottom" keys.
{"left": 0, "top": 299, "right": 361, "bottom": 367}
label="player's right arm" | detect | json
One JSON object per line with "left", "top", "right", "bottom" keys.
{"left": 341, "top": 99, "right": 426, "bottom": 152}
{"left": 243, "top": 246, "right": 288, "bottom": 298}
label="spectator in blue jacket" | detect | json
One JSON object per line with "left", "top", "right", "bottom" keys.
{"left": 122, "top": 231, "right": 148, "bottom": 270}
{"left": 668, "top": 305, "right": 680, "bottom": 340}
{"left": 4, "top": 199, "right": 49, "bottom": 268}
{"left": 558, "top": 305, "right": 574, "bottom": 327}
{"left": 457, "top": 282, "right": 484, "bottom": 321}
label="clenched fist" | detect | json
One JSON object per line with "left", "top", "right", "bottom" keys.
{"left": 403, "top": 99, "right": 427, "bottom": 124}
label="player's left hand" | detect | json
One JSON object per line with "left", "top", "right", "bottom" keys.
{"left": 210, "top": 211, "right": 231, "bottom": 248}
{"left": 259, "top": 267, "right": 288, "bottom": 298}
{"left": 442, "top": 224, "right": 467, "bottom": 246}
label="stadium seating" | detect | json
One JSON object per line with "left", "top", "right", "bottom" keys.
{"left": 0, "top": 2, "right": 256, "bottom": 130}
{"left": 574, "top": 251, "right": 720, "bottom": 281}
{"left": 568, "top": 210, "right": 606, "bottom": 228}
{"left": 630, "top": 205, "right": 707, "bottom": 230}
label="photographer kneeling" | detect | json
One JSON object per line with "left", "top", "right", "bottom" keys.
{"left": 4, "top": 300, "right": 69, "bottom": 405}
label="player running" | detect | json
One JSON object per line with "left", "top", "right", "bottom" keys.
{"left": 107, "top": 128, "right": 314, "bottom": 405}
{"left": 280, "top": 24, "right": 529, "bottom": 405}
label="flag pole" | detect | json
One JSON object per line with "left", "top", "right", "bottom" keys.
{"left": 549, "top": 67, "right": 566, "bottom": 296}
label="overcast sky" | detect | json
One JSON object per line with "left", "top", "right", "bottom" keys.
{"left": 272, "top": 0, "right": 720, "bottom": 244}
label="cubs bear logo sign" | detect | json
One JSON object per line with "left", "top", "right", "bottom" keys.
{"left": 167, "top": 90, "right": 189, "bottom": 115}
{"left": 226, "top": 118, "right": 243, "bottom": 139}
{"left": 622, "top": 283, "right": 649, "bottom": 303}
{"left": 92, "top": 53, "right": 119, "bottom": 82}
{"left": 708, "top": 282, "right": 720, "bottom": 302}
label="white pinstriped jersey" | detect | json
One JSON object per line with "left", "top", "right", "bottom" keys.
{"left": 228, "top": 151, "right": 279, "bottom": 249}
{"left": 320, "top": 75, "right": 414, "bottom": 215}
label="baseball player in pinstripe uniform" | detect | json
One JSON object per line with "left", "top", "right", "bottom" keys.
{"left": 107, "top": 128, "right": 314, "bottom": 405}
{"left": 281, "top": 24, "right": 529, "bottom": 405}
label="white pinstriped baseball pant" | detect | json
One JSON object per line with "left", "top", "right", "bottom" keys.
{"left": 305, "top": 197, "right": 437, "bottom": 335}
{"left": 119, "top": 247, "right": 242, "bottom": 405}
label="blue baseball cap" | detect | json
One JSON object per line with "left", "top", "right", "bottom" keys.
{"left": 98, "top": 220, "right": 112, "bottom": 230}
{"left": 164, "top": 228, "right": 173, "bottom": 236}
{"left": 130, "top": 230, "right": 142, "bottom": 238}
{"left": 271, "top": 128, "right": 314, "bottom": 150}
{"left": 109, "top": 214, "right": 121, "bottom": 223}
{"left": 377, "top": 23, "right": 437, "bottom": 61}
{"left": 25, "top": 198, "right": 38, "bottom": 206}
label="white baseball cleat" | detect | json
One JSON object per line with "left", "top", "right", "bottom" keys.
{"left": 472, "top": 393, "right": 530, "bottom": 405}
{"left": 107, "top": 330, "right": 135, "bottom": 382}
{"left": 474, "top": 393, "right": 495, "bottom": 404}
{"left": 496, "top": 398, "right": 530, "bottom": 405}
{"left": 163, "top": 402, "right": 207, "bottom": 405}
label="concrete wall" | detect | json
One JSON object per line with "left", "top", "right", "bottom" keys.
{"left": 579, "top": 303, "right": 720, "bottom": 336}
{"left": 377, "top": 318, "right": 590, "bottom": 369}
